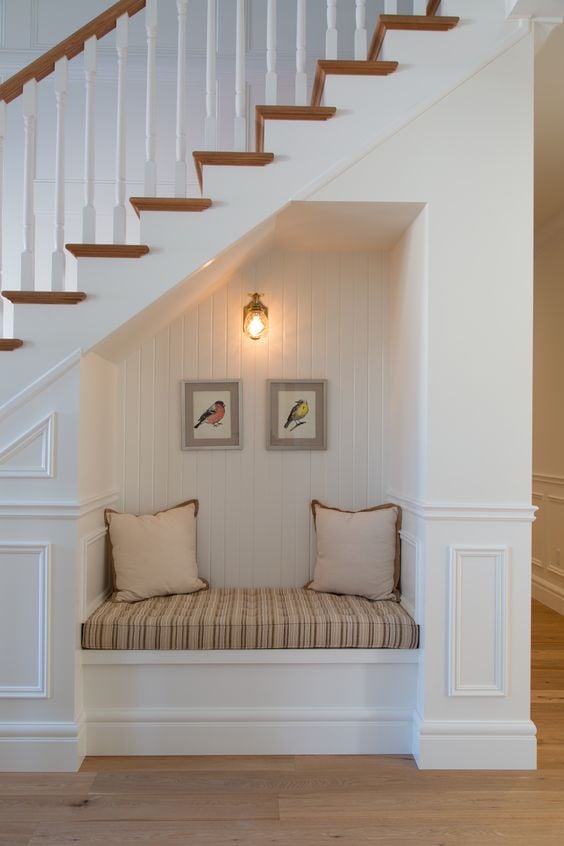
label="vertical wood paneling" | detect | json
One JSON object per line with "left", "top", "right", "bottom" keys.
{"left": 118, "top": 248, "right": 385, "bottom": 587}
{"left": 353, "top": 253, "right": 369, "bottom": 509}
{"left": 324, "top": 253, "right": 341, "bottom": 505}
{"left": 225, "top": 276, "right": 243, "bottom": 586}
{"left": 154, "top": 328, "right": 170, "bottom": 511}
{"left": 339, "top": 253, "right": 356, "bottom": 508}
{"left": 266, "top": 253, "right": 284, "bottom": 586}
{"left": 368, "top": 252, "right": 384, "bottom": 504}
{"left": 138, "top": 338, "right": 156, "bottom": 514}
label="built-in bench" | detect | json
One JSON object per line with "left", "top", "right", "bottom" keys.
{"left": 80, "top": 586, "right": 419, "bottom": 756}
{"left": 82, "top": 587, "right": 419, "bottom": 650}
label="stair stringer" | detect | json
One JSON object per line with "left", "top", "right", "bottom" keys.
{"left": 0, "top": 0, "right": 523, "bottom": 406}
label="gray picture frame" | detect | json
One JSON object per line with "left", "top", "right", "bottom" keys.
{"left": 181, "top": 380, "right": 242, "bottom": 450}
{"left": 267, "top": 379, "right": 327, "bottom": 450}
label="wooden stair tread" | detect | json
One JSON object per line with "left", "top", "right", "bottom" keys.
{"left": 65, "top": 244, "right": 150, "bottom": 258}
{"left": 129, "top": 197, "right": 213, "bottom": 218}
{"left": 311, "top": 60, "right": 398, "bottom": 107}
{"left": 0, "top": 339, "right": 23, "bottom": 351}
{"left": 2, "top": 291, "right": 86, "bottom": 305}
{"left": 369, "top": 15, "right": 459, "bottom": 61}
{"left": 193, "top": 151, "right": 274, "bottom": 192}
{"left": 255, "top": 105, "right": 336, "bottom": 152}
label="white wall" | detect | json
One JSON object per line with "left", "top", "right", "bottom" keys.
{"left": 117, "top": 247, "right": 385, "bottom": 587}
{"left": 532, "top": 230, "right": 564, "bottom": 613}
{"left": 311, "top": 34, "right": 536, "bottom": 768}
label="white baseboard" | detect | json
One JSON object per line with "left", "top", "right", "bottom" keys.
{"left": 85, "top": 707, "right": 414, "bottom": 756}
{"left": 413, "top": 717, "right": 537, "bottom": 770}
{"left": 0, "top": 719, "right": 85, "bottom": 772}
{"left": 532, "top": 573, "right": 564, "bottom": 616}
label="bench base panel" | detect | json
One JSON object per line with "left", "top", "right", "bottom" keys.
{"left": 82, "top": 649, "right": 419, "bottom": 757}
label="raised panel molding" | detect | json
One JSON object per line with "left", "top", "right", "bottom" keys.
{"left": 0, "top": 413, "right": 56, "bottom": 478}
{"left": 399, "top": 530, "right": 420, "bottom": 622}
{"left": 82, "top": 527, "right": 110, "bottom": 620}
{"left": 448, "top": 545, "right": 509, "bottom": 698}
{"left": 0, "top": 543, "right": 51, "bottom": 698}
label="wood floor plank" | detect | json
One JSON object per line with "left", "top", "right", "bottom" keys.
{"left": 0, "top": 822, "right": 37, "bottom": 846}
{"left": 80, "top": 754, "right": 296, "bottom": 772}
{"left": 27, "top": 820, "right": 564, "bottom": 846}
{"left": 0, "top": 773, "right": 95, "bottom": 794}
{"left": 0, "top": 793, "right": 278, "bottom": 823}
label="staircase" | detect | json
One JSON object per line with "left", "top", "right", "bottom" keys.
{"left": 0, "top": 0, "right": 523, "bottom": 405}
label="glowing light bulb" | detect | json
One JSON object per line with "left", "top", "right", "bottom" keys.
{"left": 243, "top": 293, "right": 269, "bottom": 340}
{"left": 247, "top": 312, "right": 266, "bottom": 339}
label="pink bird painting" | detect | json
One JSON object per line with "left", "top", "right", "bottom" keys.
{"left": 194, "top": 400, "right": 226, "bottom": 429}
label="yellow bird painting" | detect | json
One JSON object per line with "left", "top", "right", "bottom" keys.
{"left": 284, "top": 399, "right": 309, "bottom": 432}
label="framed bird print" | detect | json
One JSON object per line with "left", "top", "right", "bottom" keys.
{"left": 181, "top": 380, "right": 242, "bottom": 450}
{"left": 267, "top": 380, "right": 327, "bottom": 450}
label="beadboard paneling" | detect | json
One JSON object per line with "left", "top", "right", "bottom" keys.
{"left": 119, "top": 248, "right": 385, "bottom": 588}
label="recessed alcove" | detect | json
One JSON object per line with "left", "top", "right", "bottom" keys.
{"left": 93, "top": 200, "right": 426, "bottom": 604}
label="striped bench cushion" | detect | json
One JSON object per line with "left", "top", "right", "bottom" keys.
{"left": 82, "top": 587, "right": 419, "bottom": 650}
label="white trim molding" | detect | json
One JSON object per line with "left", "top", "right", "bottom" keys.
{"left": 0, "top": 489, "right": 120, "bottom": 519}
{"left": 448, "top": 545, "right": 509, "bottom": 697}
{"left": 387, "top": 491, "right": 536, "bottom": 523}
{"left": 0, "top": 413, "right": 56, "bottom": 478}
{"left": 85, "top": 705, "right": 415, "bottom": 756}
{"left": 0, "top": 543, "right": 51, "bottom": 698}
{"left": 0, "top": 717, "right": 84, "bottom": 772}
{"left": 414, "top": 713, "right": 537, "bottom": 770}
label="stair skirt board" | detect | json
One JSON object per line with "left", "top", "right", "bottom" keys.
{"left": 311, "top": 61, "right": 399, "bottom": 107}
{"left": 255, "top": 105, "right": 337, "bottom": 153}
{"left": 1, "top": 291, "right": 87, "bottom": 305}
{"left": 369, "top": 15, "right": 460, "bottom": 62}
{"left": 129, "top": 197, "right": 213, "bottom": 217}
{"left": 65, "top": 244, "right": 150, "bottom": 258}
{"left": 82, "top": 650, "right": 419, "bottom": 756}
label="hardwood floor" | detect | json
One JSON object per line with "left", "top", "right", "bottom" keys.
{"left": 1, "top": 600, "right": 563, "bottom": 845}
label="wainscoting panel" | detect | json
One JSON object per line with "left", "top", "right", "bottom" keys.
{"left": 119, "top": 249, "right": 385, "bottom": 588}
{"left": 0, "top": 413, "right": 55, "bottom": 478}
{"left": 82, "top": 528, "right": 110, "bottom": 621}
{"left": 448, "top": 545, "right": 508, "bottom": 697}
{"left": 0, "top": 543, "right": 50, "bottom": 698}
{"left": 532, "top": 475, "right": 564, "bottom": 614}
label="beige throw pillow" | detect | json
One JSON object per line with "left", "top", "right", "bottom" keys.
{"left": 308, "top": 500, "right": 401, "bottom": 601}
{"left": 105, "top": 500, "right": 206, "bottom": 603}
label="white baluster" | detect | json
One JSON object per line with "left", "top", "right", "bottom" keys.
{"left": 0, "top": 101, "right": 5, "bottom": 297}
{"left": 175, "top": 0, "right": 188, "bottom": 197}
{"left": 413, "top": 0, "right": 428, "bottom": 14}
{"left": 51, "top": 57, "right": 68, "bottom": 291}
{"left": 82, "top": 36, "right": 96, "bottom": 243}
{"left": 295, "top": 0, "right": 307, "bottom": 105}
{"left": 265, "top": 0, "right": 277, "bottom": 105}
{"left": 234, "top": 0, "right": 246, "bottom": 151}
{"left": 384, "top": 1, "right": 399, "bottom": 12}
{"left": 354, "top": 1, "right": 367, "bottom": 60}
{"left": 21, "top": 79, "right": 37, "bottom": 291}
{"left": 205, "top": 0, "right": 217, "bottom": 150}
{"left": 326, "top": 0, "right": 337, "bottom": 60}
{"left": 113, "top": 13, "right": 129, "bottom": 245}
{"left": 145, "top": 0, "right": 158, "bottom": 196}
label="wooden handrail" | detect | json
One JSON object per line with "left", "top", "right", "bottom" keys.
{"left": 0, "top": 0, "right": 146, "bottom": 103}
